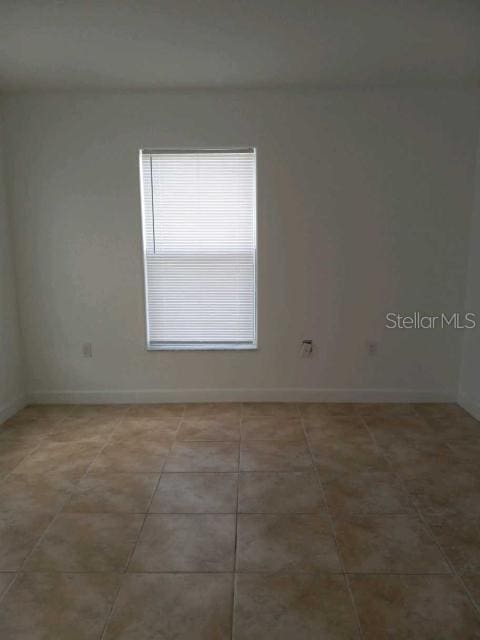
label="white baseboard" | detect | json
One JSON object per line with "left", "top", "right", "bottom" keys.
{"left": 458, "top": 391, "right": 480, "bottom": 421}
{"left": 27, "top": 387, "right": 456, "bottom": 405}
{"left": 0, "top": 394, "right": 28, "bottom": 425}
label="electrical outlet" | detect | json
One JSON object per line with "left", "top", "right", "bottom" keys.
{"left": 301, "top": 339, "right": 313, "bottom": 357}
{"left": 82, "top": 342, "right": 93, "bottom": 358}
{"left": 366, "top": 340, "right": 378, "bottom": 356}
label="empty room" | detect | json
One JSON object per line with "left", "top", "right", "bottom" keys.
{"left": 1, "top": 1, "right": 480, "bottom": 638}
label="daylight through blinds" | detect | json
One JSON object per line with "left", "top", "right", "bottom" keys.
{"left": 140, "top": 149, "right": 257, "bottom": 348}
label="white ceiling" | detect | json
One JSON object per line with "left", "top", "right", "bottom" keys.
{"left": 1, "top": 0, "right": 480, "bottom": 90}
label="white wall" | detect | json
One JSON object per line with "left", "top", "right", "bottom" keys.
{"left": 0, "top": 115, "right": 25, "bottom": 420}
{"left": 3, "top": 89, "right": 479, "bottom": 403}
{"left": 460, "top": 124, "right": 480, "bottom": 418}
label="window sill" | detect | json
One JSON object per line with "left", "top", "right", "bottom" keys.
{"left": 147, "top": 342, "right": 257, "bottom": 351}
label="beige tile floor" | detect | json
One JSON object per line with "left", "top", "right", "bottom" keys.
{"left": 0, "top": 402, "right": 479, "bottom": 638}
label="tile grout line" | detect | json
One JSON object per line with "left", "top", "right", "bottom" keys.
{"left": 99, "top": 407, "right": 185, "bottom": 640}
{"left": 0, "top": 573, "right": 19, "bottom": 608}
{"left": 0, "top": 413, "right": 73, "bottom": 483}
{"left": 300, "top": 408, "right": 365, "bottom": 640}
{"left": 3, "top": 568, "right": 470, "bottom": 576}
{"left": 230, "top": 406, "right": 244, "bottom": 640}
{"left": 0, "top": 440, "right": 44, "bottom": 483}
{"left": 15, "top": 411, "right": 130, "bottom": 574}
{"left": 2, "top": 402, "right": 479, "bottom": 635}
{"left": 359, "top": 414, "right": 480, "bottom": 621}
{"left": 123, "top": 410, "right": 185, "bottom": 569}
{"left": 1, "top": 411, "right": 123, "bottom": 484}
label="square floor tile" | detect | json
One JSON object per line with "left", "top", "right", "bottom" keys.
{"left": 304, "top": 417, "right": 372, "bottom": 445}
{"left": 90, "top": 440, "right": 170, "bottom": 473}
{"left": 150, "top": 473, "right": 237, "bottom": 513}
{"left": 165, "top": 442, "right": 239, "bottom": 472}
{"left": 448, "top": 439, "right": 480, "bottom": 465}
{"left": 177, "top": 418, "right": 240, "bottom": 441}
{"left": 426, "top": 415, "right": 480, "bottom": 442}
{"left": 309, "top": 439, "right": 389, "bottom": 481}
{"left": 382, "top": 440, "right": 455, "bottom": 479}
{"left": 350, "top": 574, "right": 480, "bottom": 640}
{"left": 0, "top": 440, "right": 41, "bottom": 475}
{"left": 234, "top": 573, "right": 359, "bottom": 640}
{"left": 13, "top": 441, "right": 103, "bottom": 479}
{"left": 104, "top": 573, "right": 233, "bottom": 640}
{"left": 1, "top": 413, "right": 42, "bottom": 430}
{"left": 0, "top": 420, "right": 47, "bottom": 444}
{"left": 25, "top": 513, "right": 143, "bottom": 572}
{"left": 240, "top": 417, "right": 304, "bottom": 440}
{"left": 240, "top": 441, "right": 312, "bottom": 471}
{"left": 414, "top": 403, "right": 469, "bottom": 420}
{"left": 323, "top": 471, "right": 413, "bottom": 516}
{"left": 426, "top": 515, "right": 480, "bottom": 574}
{"left": 0, "top": 572, "right": 120, "bottom": 640}
{"left": 111, "top": 417, "right": 179, "bottom": 444}
{"left": 184, "top": 403, "right": 242, "bottom": 419}
{"left": 15, "top": 405, "right": 73, "bottom": 421}
{"left": 242, "top": 403, "right": 300, "bottom": 418}
{"left": 299, "top": 403, "right": 357, "bottom": 419}
{"left": 355, "top": 403, "right": 418, "bottom": 418}
{"left": 0, "top": 512, "right": 54, "bottom": 570}
{"left": 238, "top": 472, "right": 324, "bottom": 513}
{"left": 0, "top": 473, "right": 76, "bottom": 512}
{"left": 25, "top": 418, "right": 75, "bottom": 438}
{"left": 68, "top": 404, "right": 129, "bottom": 419}
{"left": 364, "top": 416, "right": 440, "bottom": 448}
{"left": 464, "top": 575, "right": 480, "bottom": 608}
{"left": 0, "top": 573, "right": 15, "bottom": 598}
{"left": 64, "top": 472, "right": 160, "bottom": 513}
{"left": 236, "top": 514, "right": 341, "bottom": 572}
{"left": 5, "top": 402, "right": 480, "bottom": 639}
{"left": 129, "top": 514, "right": 236, "bottom": 572}
{"left": 397, "top": 457, "right": 480, "bottom": 517}
{"left": 126, "top": 404, "right": 185, "bottom": 418}
{"left": 47, "top": 416, "right": 120, "bottom": 443}
{"left": 335, "top": 515, "right": 449, "bottom": 573}
{"left": 442, "top": 417, "right": 479, "bottom": 441}
{"left": 1, "top": 412, "right": 34, "bottom": 428}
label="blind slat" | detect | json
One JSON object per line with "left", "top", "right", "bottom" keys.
{"left": 140, "top": 149, "right": 257, "bottom": 347}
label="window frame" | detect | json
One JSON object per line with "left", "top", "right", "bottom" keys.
{"left": 138, "top": 147, "right": 258, "bottom": 352}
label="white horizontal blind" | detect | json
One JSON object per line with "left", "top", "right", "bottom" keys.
{"left": 140, "top": 149, "right": 257, "bottom": 349}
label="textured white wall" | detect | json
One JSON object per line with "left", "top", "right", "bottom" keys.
{"left": 0, "top": 117, "right": 24, "bottom": 419}
{"left": 460, "top": 124, "right": 480, "bottom": 418}
{"left": 3, "top": 89, "right": 479, "bottom": 402}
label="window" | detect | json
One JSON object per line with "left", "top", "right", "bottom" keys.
{"left": 139, "top": 148, "right": 257, "bottom": 350}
